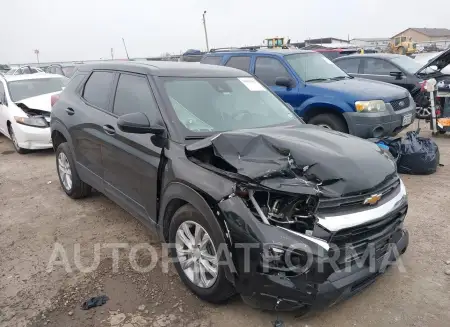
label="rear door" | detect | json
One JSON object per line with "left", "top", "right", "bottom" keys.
{"left": 101, "top": 72, "right": 163, "bottom": 221}
{"left": 71, "top": 70, "right": 116, "bottom": 191}
{"left": 252, "top": 56, "right": 301, "bottom": 108}
{"left": 224, "top": 56, "right": 251, "bottom": 72}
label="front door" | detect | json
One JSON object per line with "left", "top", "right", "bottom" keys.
{"left": 102, "top": 73, "right": 163, "bottom": 221}
{"left": 0, "top": 81, "right": 8, "bottom": 135}
{"left": 252, "top": 56, "right": 301, "bottom": 108}
{"left": 360, "top": 58, "right": 409, "bottom": 89}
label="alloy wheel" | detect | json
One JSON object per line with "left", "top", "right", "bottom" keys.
{"left": 416, "top": 106, "right": 431, "bottom": 118}
{"left": 58, "top": 152, "right": 73, "bottom": 191}
{"left": 175, "top": 221, "right": 218, "bottom": 289}
{"left": 9, "top": 128, "right": 19, "bottom": 150}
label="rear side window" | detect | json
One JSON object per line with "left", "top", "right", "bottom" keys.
{"left": 225, "top": 56, "right": 251, "bottom": 72}
{"left": 113, "top": 73, "right": 161, "bottom": 122}
{"left": 254, "top": 57, "right": 291, "bottom": 86}
{"left": 335, "top": 59, "right": 360, "bottom": 74}
{"left": 83, "top": 71, "right": 115, "bottom": 111}
{"left": 201, "top": 56, "right": 223, "bottom": 65}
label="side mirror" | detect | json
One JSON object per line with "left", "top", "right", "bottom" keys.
{"left": 117, "top": 112, "right": 165, "bottom": 135}
{"left": 389, "top": 71, "right": 403, "bottom": 79}
{"left": 275, "top": 76, "right": 295, "bottom": 88}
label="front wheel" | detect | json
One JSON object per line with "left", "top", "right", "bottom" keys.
{"left": 169, "top": 204, "right": 235, "bottom": 303}
{"left": 308, "top": 113, "right": 348, "bottom": 133}
{"left": 8, "top": 125, "right": 29, "bottom": 154}
{"left": 56, "top": 142, "right": 91, "bottom": 198}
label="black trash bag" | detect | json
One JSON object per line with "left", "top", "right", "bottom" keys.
{"left": 396, "top": 131, "right": 440, "bottom": 175}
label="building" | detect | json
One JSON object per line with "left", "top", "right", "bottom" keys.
{"left": 392, "top": 28, "right": 450, "bottom": 42}
{"left": 291, "top": 37, "right": 349, "bottom": 48}
{"left": 350, "top": 38, "right": 390, "bottom": 49}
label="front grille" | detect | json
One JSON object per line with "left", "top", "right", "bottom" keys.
{"left": 317, "top": 178, "right": 400, "bottom": 215}
{"left": 390, "top": 97, "right": 410, "bottom": 111}
{"left": 329, "top": 204, "right": 407, "bottom": 268}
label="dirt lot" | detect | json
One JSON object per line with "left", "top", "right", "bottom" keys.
{"left": 1, "top": 125, "right": 450, "bottom": 327}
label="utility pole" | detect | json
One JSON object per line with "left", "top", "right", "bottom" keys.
{"left": 202, "top": 11, "right": 210, "bottom": 51}
{"left": 34, "top": 49, "right": 40, "bottom": 64}
{"left": 122, "top": 38, "right": 130, "bottom": 60}
{"left": 111, "top": 48, "right": 114, "bottom": 60}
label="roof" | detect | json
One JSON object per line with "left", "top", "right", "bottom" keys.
{"left": 394, "top": 28, "right": 450, "bottom": 38}
{"left": 77, "top": 60, "right": 252, "bottom": 77}
{"left": 351, "top": 38, "right": 390, "bottom": 41}
{"left": 334, "top": 53, "right": 402, "bottom": 60}
{"left": 1, "top": 73, "right": 66, "bottom": 82}
{"left": 207, "top": 48, "right": 312, "bottom": 55}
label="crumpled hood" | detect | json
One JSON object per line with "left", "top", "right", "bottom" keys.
{"left": 416, "top": 47, "right": 450, "bottom": 76}
{"left": 14, "top": 92, "right": 60, "bottom": 112}
{"left": 186, "top": 124, "right": 397, "bottom": 197}
{"left": 310, "top": 78, "right": 409, "bottom": 103}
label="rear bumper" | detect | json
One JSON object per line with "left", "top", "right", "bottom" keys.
{"left": 240, "top": 229, "right": 409, "bottom": 311}
{"left": 343, "top": 102, "right": 416, "bottom": 138}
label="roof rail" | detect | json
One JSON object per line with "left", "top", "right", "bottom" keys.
{"left": 209, "top": 47, "right": 241, "bottom": 53}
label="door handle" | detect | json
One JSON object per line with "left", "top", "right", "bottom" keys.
{"left": 65, "top": 107, "right": 75, "bottom": 115}
{"left": 102, "top": 125, "right": 116, "bottom": 135}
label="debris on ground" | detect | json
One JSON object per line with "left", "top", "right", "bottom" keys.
{"left": 81, "top": 295, "right": 109, "bottom": 310}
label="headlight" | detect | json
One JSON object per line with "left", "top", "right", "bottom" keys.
{"left": 14, "top": 116, "right": 48, "bottom": 128}
{"left": 355, "top": 100, "right": 386, "bottom": 113}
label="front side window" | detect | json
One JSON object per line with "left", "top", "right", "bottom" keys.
{"left": 285, "top": 52, "right": 349, "bottom": 82}
{"left": 161, "top": 77, "right": 299, "bottom": 134}
{"left": 254, "top": 57, "right": 291, "bottom": 86}
{"left": 83, "top": 71, "right": 115, "bottom": 110}
{"left": 362, "top": 58, "right": 399, "bottom": 75}
{"left": 8, "top": 77, "right": 68, "bottom": 102}
{"left": 113, "top": 74, "right": 160, "bottom": 122}
{"left": 225, "top": 56, "right": 251, "bottom": 72}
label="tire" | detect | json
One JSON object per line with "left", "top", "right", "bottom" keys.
{"left": 308, "top": 113, "right": 348, "bottom": 133}
{"left": 415, "top": 106, "right": 431, "bottom": 119}
{"left": 8, "top": 125, "right": 29, "bottom": 154}
{"left": 398, "top": 46, "right": 406, "bottom": 55}
{"left": 169, "top": 204, "right": 235, "bottom": 303}
{"left": 56, "top": 142, "right": 91, "bottom": 199}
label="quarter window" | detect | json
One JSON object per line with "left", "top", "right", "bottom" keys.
{"left": 254, "top": 57, "right": 291, "bottom": 86}
{"left": 113, "top": 74, "right": 161, "bottom": 122}
{"left": 83, "top": 71, "right": 115, "bottom": 111}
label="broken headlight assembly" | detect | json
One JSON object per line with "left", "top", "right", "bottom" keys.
{"left": 237, "top": 186, "right": 319, "bottom": 235}
{"left": 14, "top": 116, "right": 48, "bottom": 128}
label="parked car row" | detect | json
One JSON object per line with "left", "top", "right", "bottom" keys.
{"left": 201, "top": 48, "right": 416, "bottom": 138}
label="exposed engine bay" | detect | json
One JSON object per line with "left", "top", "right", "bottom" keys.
{"left": 15, "top": 102, "right": 50, "bottom": 118}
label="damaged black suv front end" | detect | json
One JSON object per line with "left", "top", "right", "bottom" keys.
{"left": 185, "top": 125, "right": 409, "bottom": 311}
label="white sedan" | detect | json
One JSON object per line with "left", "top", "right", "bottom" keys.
{"left": 0, "top": 73, "right": 68, "bottom": 153}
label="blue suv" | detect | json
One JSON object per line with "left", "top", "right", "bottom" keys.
{"left": 201, "top": 48, "right": 416, "bottom": 138}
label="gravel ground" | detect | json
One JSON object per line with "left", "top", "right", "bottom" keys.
{"left": 0, "top": 125, "right": 449, "bottom": 327}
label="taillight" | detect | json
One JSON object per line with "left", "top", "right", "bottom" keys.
{"left": 51, "top": 94, "right": 60, "bottom": 107}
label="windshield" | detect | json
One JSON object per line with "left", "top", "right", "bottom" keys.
{"left": 8, "top": 77, "right": 68, "bottom": 102}
{"left": 285, "top": 52, "right": 349, "bottom": 82}
{"left": 161, "top": 77, "right": 299, "bottom": 135}
{"left": 391, "top": 56, "right": 424, "bottom": 74}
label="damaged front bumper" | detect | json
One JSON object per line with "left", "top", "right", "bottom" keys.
{"left": 218, "top": 180, "right": 409, "bottom": 311}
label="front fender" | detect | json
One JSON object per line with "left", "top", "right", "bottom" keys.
{"left": 297, "top": 95, "right": 354, "bottom": 117}
{"left": 158, "top": 181, "right": 236, "bottom": 284}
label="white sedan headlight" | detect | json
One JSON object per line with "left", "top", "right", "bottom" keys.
{"left": 355, "top": 100, "right": 386, "bottom": 113}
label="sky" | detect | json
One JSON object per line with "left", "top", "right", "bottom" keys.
{"left": 1, "top": 0, "right": 449, "bottom": 64}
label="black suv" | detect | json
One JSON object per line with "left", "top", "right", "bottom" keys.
{"left": 51, "top": 61, "right": 409, "bottom": 311}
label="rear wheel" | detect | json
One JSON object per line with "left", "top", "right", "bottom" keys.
{"left": 308, "top": 113, "right": 348, "bottom": 133}
{"left": 8, "top": 125, "right": 29, "bottom": 154}
{"left": 56, "top": 142, "right": 91, "bottom": 198}
{"left": 169, "top": 204, "right": 235, "bottom": 303}
{"left": 398, "top": 46, "right": 406, "bottom": 55}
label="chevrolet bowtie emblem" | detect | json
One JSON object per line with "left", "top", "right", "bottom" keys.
{"left": 364, "top": 194, "right": 382, "bottom": 206}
